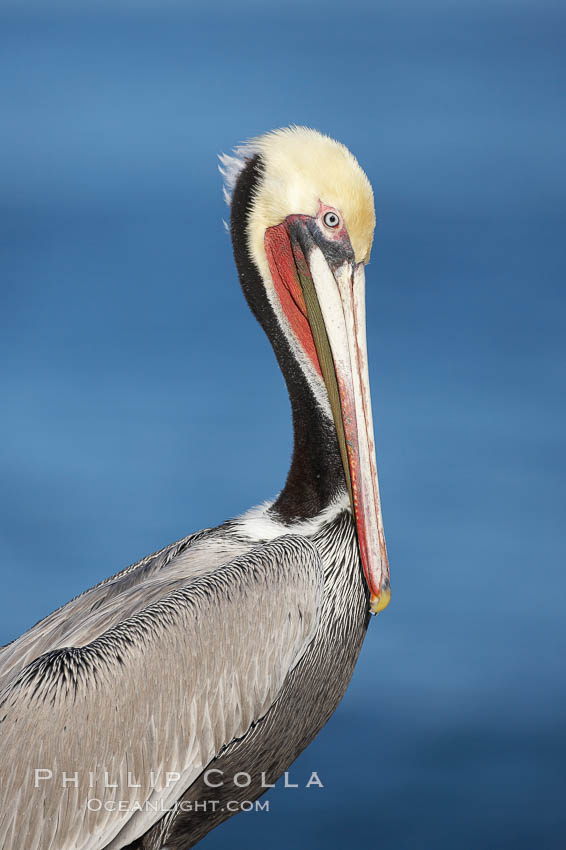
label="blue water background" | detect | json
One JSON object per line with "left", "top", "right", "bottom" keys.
{"left": 1, "top": 1, "right": 565, "bottom": 847}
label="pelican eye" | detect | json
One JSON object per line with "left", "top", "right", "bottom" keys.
{"left": 323, "top": 211, "right": 340, "bottom": 229}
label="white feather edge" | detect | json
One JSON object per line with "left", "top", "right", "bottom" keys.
{"left": 234, "top": 491, "right": 350, "bottom": 541}
{"left": 218, "top": 143, "right": 260, "bottom": 208}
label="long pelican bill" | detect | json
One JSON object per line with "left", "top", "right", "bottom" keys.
{"left": 265, "top": 215, "right": 391, "bottom": 614}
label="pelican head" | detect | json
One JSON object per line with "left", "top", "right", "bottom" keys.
{"left": 220, "top": 126, "right": 390, "bottom": 615}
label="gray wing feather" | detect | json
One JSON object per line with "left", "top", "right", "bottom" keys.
{"left": 0, "top": 529, "right": 251, "bottom": 687}
{"left": 0, "top": 535, "right": 322, "bottom": 850}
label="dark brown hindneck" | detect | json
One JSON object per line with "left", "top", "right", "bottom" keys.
{"left": 229, "top": 156, "right": 346, "bottom": 522}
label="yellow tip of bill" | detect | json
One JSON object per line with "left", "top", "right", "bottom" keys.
{"left": 370, "top": 587, "right": 391, "bottom": 615}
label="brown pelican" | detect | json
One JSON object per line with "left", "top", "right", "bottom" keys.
{"left": 0, "top": 126, "right": 390, "bottom": 849}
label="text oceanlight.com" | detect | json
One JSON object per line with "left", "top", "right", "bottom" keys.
{"left": 86, "top": 799, "right": 270, "bottom": 814}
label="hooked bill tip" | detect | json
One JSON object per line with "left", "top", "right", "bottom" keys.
{"left": 369, "top": 586, "right": 391, "bottom": 615}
